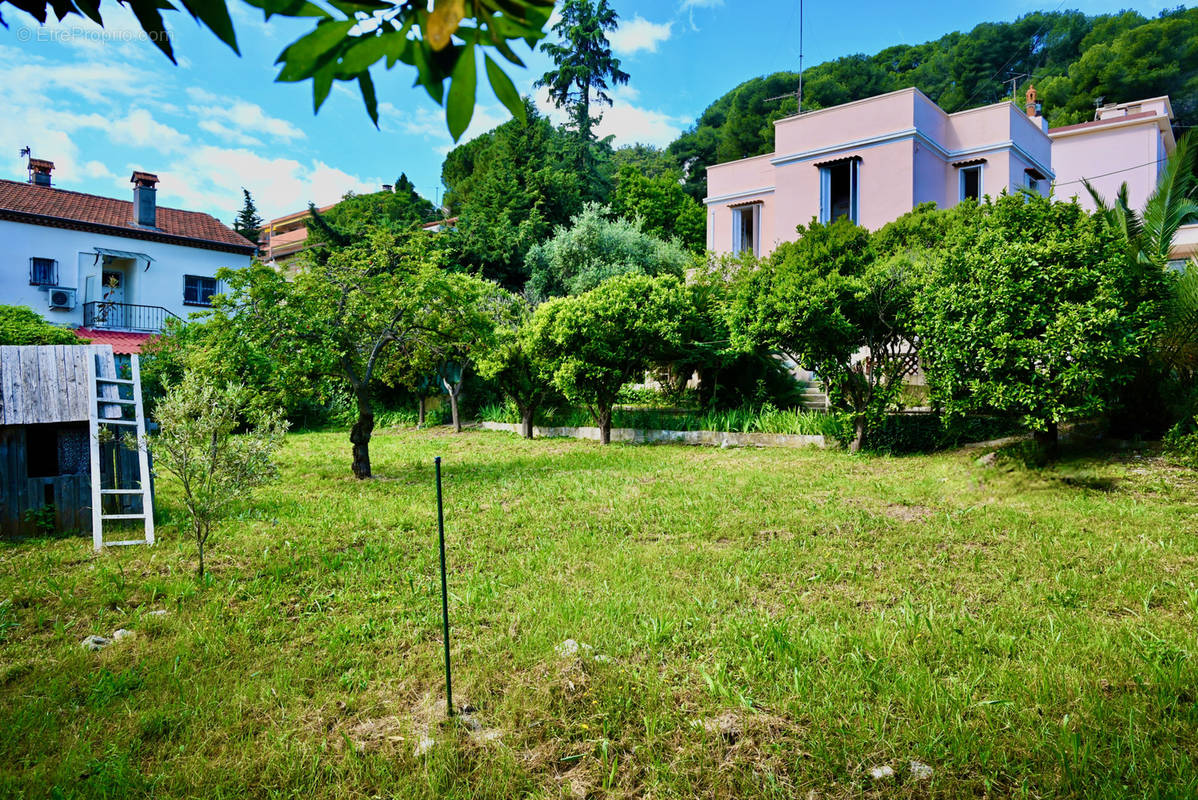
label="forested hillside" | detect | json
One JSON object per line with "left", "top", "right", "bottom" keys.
{"left": 669, "top": 7, "right": 1198, "bottom": 198}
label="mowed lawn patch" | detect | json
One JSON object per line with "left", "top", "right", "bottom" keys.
{"left": 1, "top": 428, "right": 1197, "bottom": 799}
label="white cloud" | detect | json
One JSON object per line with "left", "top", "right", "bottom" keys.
{"left": 609, "top": 16, "right": 672, "bottom": 55}
{"left": 153, "top": 145, "right": 383, "bottom": 220}
{"left": 380, "top": 102, "right": 509, "bottom": 154}
{"left": 187, "top": 87, "right": 305, "bottom": 143}
{"left": 109, "top": 108, "right": 191, "bottom": 152}
{"left": 679, "top": 0, "right": 723, "bottom": 30}
{"left": 197, "top": 119, "right": 263, "bottom": 147}
{"left": 534, "top": 87, "right": 685, "bottom": 148}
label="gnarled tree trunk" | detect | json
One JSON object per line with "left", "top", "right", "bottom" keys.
{"left": 417, "top": 397, "right": 426, "bottom": 428}
{"left": 351, "top": 390, "right": 375, "bottom": 479}
{"left": 597, "top": 406, "right": 612, "bottom": 445}
{"left": 520, "top": 404, "right": 536, "bottom": 439}
{"left": 850, "top": 416, "right": 866, "bottom": 454}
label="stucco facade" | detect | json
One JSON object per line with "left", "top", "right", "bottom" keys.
{"left": 706, "top": 88, "right": 1053, "bottom": 257}
{"left": 2, "top": 220, "right": 250, "bottom": 330}
{"left": 1050, "top": 97, "right": 1176, "bottom": 213}
{"left": 1, "top": 170, "right": 254, "bottom": 346}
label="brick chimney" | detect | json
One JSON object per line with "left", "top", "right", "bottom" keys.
{"left": 28, "top": 158, "right": 54, "bottom": 187}
{"left": 1025, "top": 85, "right": 1041, "bottom": 118}
{"left": 131, "top": 171, "right": 158, "bottom": 227}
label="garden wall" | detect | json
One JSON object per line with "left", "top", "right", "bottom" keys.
{"left": 478, "top": 422, "right": 827, "bottom": 449}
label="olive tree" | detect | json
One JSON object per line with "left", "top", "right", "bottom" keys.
{"left": 530, "top": 273, "right": 687, "bottom": 444}
{"left": 152, "top": 372, "right": 287, "bottom": 578}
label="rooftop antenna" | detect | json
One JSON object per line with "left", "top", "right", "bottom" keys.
{"left": 19, "top": 146, "right": 30, "bottom": 159}
{"left": 1004, "top": 72, "right": 1028, "bottom": 103}
{"left": 766, "top": 0, "right": 804, "bottom": 113}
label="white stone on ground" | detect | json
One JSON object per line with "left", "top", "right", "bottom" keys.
{"left": 909, "top": 760, "right": 933, "bottom": 780}
{"left": 414, "top": 736, "right": 435, "bottom": 757}
{"left": 112, "top": 629, "right": 134, "bottom": 641}
{"left": 555, "top": 639, "right": 593, "bottom": 658}
{"left": 868, "top": 764, "right": 895, "bottom": 780}
{"left": 81, "top": 635, "right": 110, "bottom": 651}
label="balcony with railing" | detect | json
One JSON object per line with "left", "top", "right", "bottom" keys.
{"left": 82, "top": 302, "right": 181, "bottom": 332}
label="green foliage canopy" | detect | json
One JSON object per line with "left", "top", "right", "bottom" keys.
{"left": 529, "top": 273, "right": 688, "bottom": 443}
{"left": 0, "top": 305, "right": 82, "bottom": 346}
{"left": 524, "top": 203, "right": 692, "bottom": 302}
{"left": 915, "top": 194, "right": 1164, "bottom": 450}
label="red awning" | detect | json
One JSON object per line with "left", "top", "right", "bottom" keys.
{"left": 75, "top": 328, "right": 157, "bottom": 354}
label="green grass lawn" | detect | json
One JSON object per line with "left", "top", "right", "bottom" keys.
{"left": 2, "top": 428, "right": 1197, "bottom": 799}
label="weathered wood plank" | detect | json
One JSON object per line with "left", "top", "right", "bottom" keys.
{"left": 37, "top": 347, "right": 60, "bottom": 423}
{"left": 19, "top": 347, "right": 41, "bottom": 426}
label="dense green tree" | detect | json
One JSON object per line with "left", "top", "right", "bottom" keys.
{"left": 0, "top": 305, "right": 81, "bottom": 345}
{"left": 524, "top": 203, "right": 692, "bottom": 302}
{"left": 307, "top": 178, "right": 437, "bottom": 249}
{"left": 232, "top": 189, "right": 263, "bottom": 244}
{"left": 915, "top": 194, "right": 1163, "bottom": 457}
{"left": 1086, "top": 135, "right": 1198, "bottom": 434}
{"left": 610, "top": 144, "right": 679, "bottom": 179}
{"left": 610, "top": 167, "right": 706, "bottom": 253}
{"left": 208, "top": 230, "right": 495, "bottom": 478}
{"left": 474, "top": 295, "right": 558, "bottom": 438}
{"left": 530, "top": 273, "right": 687, "bottom": 444}
{"left": 441, "top": 103, "right": 585, "bottom": 288}
{"left": 728, "top": 219, "right": 919, "bottom": 453}
{"left": 536, "top": 0, "right": 628, "bottom": 144}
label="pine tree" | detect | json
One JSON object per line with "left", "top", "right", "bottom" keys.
{"left": 233, "top": 188, "right": 264, "bottom": 244}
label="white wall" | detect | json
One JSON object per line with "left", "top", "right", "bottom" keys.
{"left": 1, "top": 219, "right": 251, "bottom": 328}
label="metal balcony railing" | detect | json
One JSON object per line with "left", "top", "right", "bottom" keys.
{"left": 82, "top": 302, "right": 181, "bottom": 332}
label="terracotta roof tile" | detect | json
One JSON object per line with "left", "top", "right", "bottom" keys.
{"left": 0, "top": 179, "right": 256, "bottom": 253}
{"left": 75, "top": 328, "right": 156, "bottom": 354}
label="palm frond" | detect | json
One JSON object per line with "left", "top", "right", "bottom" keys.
{"left": 1141, "top": 134, "right": 1198, "bottom": 267}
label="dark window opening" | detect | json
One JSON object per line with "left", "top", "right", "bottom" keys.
{"left": 184, "top": 275, "right": 218, "bottom": 306}
{"left": 30, "top": 258, "right": 58, "bottom": 286}
{"left": 960, "top": 166, "right": 981, "bottom": 202}
{"left": 828, "top": 162, "right": 852, "bottom": 222}
{"left": 26, "top": 425, "right": 60, "bottom": 478}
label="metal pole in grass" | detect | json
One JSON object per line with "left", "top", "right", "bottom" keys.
{"left": 435, "top": 456, "right": 453, "bottom": 718}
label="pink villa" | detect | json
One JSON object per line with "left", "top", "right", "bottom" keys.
{"left": 706, "top": 87, "right": 1193, "bottom": 264}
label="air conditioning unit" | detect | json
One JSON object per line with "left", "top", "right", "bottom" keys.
{"left": 48, "top": 287, "right": 75, "bottom": 310}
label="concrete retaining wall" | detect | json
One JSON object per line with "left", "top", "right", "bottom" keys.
{"left": 478, "top": 421, "right": 826, "bottom": 449}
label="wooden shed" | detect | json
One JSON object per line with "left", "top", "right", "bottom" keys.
{"left": 0, "top": 345, "right": 153, "bottom": 542}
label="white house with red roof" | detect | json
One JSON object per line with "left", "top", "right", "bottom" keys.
{"left": 1, "top": 158, "right": 256, "bottom": 353}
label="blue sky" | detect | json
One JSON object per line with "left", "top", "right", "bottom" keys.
{"left": 0, "top": 0, "right": 1187, "bottom": 224}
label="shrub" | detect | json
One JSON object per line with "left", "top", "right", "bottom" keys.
{"left": 152, "top": 373, "right": 288, "bottom": 578}
{"left": 0, "top": 305, "right": 81, "bottom": 345}
{"left": 1164, "top": 415, "right": 1198, "bottom": 468}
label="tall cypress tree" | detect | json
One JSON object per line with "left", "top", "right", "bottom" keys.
{"left": 233, "top": 188, "right": 264, "bottom": 244}
{"left": 536, "top": 0, "right": 629, "bottom": 144}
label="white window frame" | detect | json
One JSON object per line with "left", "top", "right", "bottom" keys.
{"left": 819, "top": 158, "right": 859, "bottom": 224}
{"left": 731, "top": 204, "right": 760, "bottom": 256}
{"left": 959, "top": 164, "right": 983, "bottom": 202}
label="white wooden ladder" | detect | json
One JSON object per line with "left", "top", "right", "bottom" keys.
{"left": 88, "top": 352, "right": 155, "bottom": 551}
